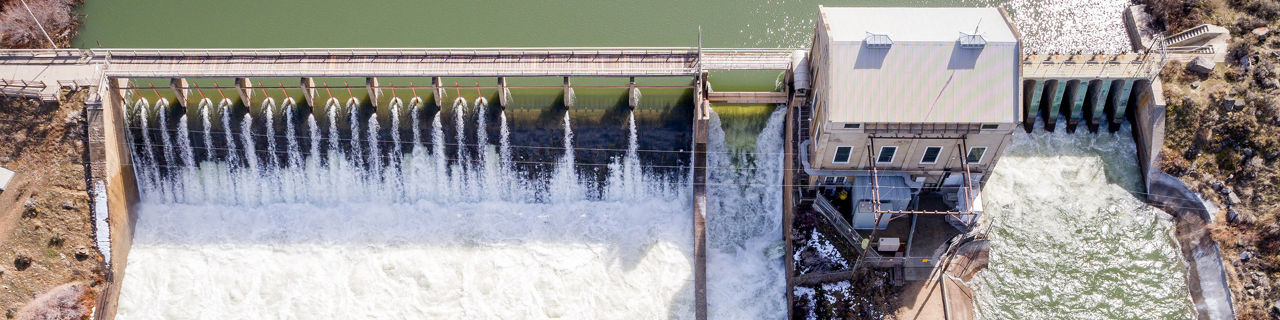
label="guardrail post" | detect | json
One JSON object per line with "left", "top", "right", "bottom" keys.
{"left": 169, "top": 78, "right": 190, "bottom": 108}
{"left": 366, "top": 77, "right": 381, "bottom": 108}
{"left": 235, "top": 78, "right": 253, "bottom": 107}
{"left": 301, "top": 77, "right": 316, "bottom": 107}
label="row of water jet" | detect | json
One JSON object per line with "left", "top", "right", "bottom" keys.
{"left": 125, "top": 96, "right": 680, "bottom": 206}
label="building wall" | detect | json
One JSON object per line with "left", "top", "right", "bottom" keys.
{"left": 806, "top": 8, "right": 1018, "bottom": 189}
{"left": 806, "top": 123, "right": 1013, "bottom": 187}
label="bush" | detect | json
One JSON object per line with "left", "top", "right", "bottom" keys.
{"left": 0, "top": 0, "right": 78, "bottom": 48}
{"left": 13, "top": 282, "right": 87, "bottom": 320}
{"left": 1142, "top": 0, "right": 1215, "bottom": 31}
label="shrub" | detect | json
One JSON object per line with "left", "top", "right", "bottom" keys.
{"left": 0, "top": 0, "right": 77, "bottom": 48}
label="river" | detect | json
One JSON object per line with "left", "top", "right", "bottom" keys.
{"left": 77, "top": 0, "right": 1183, "bottom": 318}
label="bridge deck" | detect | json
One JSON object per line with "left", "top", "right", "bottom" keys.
{"left": 1022, "top": 53, "right": 1161, "bottom": 80}
{"left": 0, "top": 48, "right": 794, "bottom": 80}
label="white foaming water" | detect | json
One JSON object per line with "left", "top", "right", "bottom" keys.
{"left": 704, "top": 106, "right": 788, "bottom": 319}
{"left": 975, "top": 124, "right": 1194, "bottom": 319}
{"left": 219, "top": 98, "right": 238, "bottom": 167}
{"left": 118, "top": 96, "right": 707, "bottom": 318}
{"left": 347, "top": 97, "right": 363, "bottom": 168}
{"left": 261, "top": 97, "right": 278, "bottom": 169}
{"left": 155, "top": 99, "right": 174, "bottom": 197}
{"left": 748, "top": 0, "right": 1132, "bottom": 53}
{"left": 984, "top": 0, "right": 1134, "bottom": 53}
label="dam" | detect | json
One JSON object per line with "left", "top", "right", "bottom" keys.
{"left": 0, "top": 2, "right": 1230, "bottom": 319}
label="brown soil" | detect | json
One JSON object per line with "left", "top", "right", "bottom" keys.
{"left": 0, "top": 92, "right": 105, "bottom": 319}
{"left": 1141, "top": 0, "right": 1280, "bottom": 317}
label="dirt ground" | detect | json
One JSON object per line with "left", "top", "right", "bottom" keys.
{"left": 0, "top": 91, "right": 105, "bottom": 319}
{"left": 1141, "top": 0, "right": 1280, "bottom": 317}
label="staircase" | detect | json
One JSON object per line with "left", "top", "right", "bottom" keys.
{"left": 1164, "top": 24, "right": 1227, "bottom": 48}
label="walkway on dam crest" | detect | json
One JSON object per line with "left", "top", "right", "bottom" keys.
{"left": 0, "top": 47, "right": 1164, "bottom": 101}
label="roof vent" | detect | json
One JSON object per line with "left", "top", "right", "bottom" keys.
{"left": 958, "top": 32, "right": 986, "bottom": 48}
{"left": 865, "top": 33, "right": 893, "bottom": 49}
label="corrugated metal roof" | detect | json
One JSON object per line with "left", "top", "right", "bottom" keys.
{"left": 820, "top": 7, "right": 1017, "bottom": 43}
{"left": 817, "top": 7, "right": 1020, "bottom": 124}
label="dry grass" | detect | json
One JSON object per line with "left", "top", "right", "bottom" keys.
{"left": 0, "top": 0, "right": 81, "bottom": 49}
{"left": 13, "top": 282, "right": 88, "bottom": 320}
{"left": 0, "top": 91, "right": 105, "bottom": 320}
{"left": 1148, "top": 0, "right": 1280, "bottom": 316}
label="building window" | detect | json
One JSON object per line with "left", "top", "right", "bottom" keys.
{"left": 877, "top": 146, "right": 897, "bottom": 164}
{"left": 920, "top": 146, "right": 942, "bottom": 164}
{"left": 981, "top": 124, "right": 1000, "bottom": 130}
{"left": 843, "top": 123, "right": 861, "bottom": 129}
{"left": 823, "top": 176, "right": 846, "bottom": 185}
{"left": 966, "top": 147, "right": 987, "bottom": 164}
{"left": 833, "top": 146, "right": 852, "bottom": 163}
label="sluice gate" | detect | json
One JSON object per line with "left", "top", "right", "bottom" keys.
{"left": 1020, "top": 51, "right": 1164, "bottom": 134}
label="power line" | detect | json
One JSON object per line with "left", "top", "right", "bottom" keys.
{"left": 18, "top": 0, "right": 57, "bottom": 49}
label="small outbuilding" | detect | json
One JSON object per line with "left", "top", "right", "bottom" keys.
{"left": 0, "top": 167, "right": 14, "bottom": 193}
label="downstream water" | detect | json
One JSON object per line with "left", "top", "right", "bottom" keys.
{"left": 976, "top": 125, "right": 1194, "bottom": 319}
{"left": 116, "top": 98, "right": 789, "bottom": 318}
{"left": 87, "top": 0, "right": 1156, "bottom": 317}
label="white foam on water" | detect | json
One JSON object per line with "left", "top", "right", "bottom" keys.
{"left": 975, "top": 124, "right": 1195, "bottom": 319}
{"left": 118, "top": 97, "right": 704, "bottom": 318}
{"left": 118, "top": 199, "right": 694, "bottom": 319}
{"left": 704, "top": 106, "right": 788, "bottom": 319}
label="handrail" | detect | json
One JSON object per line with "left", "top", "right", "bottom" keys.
{"left": 812, "top": 194, "right": 872, "bottom": 259}
{"left": 0, "top": 47, "right": 802, "bottom": 59}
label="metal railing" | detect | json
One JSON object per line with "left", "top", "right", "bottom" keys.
{"left": 812, "top": 194, "right": 873, "bottom": 259}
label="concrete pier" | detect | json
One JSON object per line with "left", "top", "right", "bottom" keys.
{"left": 562, "top": 77, "right": 574, "bottom": 108}
{"left": 432, "top": 77, "right": 445, "bottom": 108}
{"left": 169, "top": 78, "right": 189, "bottom": 108}
{"left": 1037, "top": 79, "right": 1058, "bottom": 131}
{"left": 627, "top": 77, "right": 639, "bottom": 109}
{"left": 497, "top": 77, "right": 510, "bottom": 108}
{"left": 366, "top": 77, "right": 381, "bottom": 107}
{"left": 235, "top": 77, "right": 253, "bottom": 107}
{"left": 1126, "top": 79, "right": 1149, "bottom": 127}
{"left": 1060, "top": 79, "right": 1079, "bottom": 133}
{"left": 691, "top": 73, "right": 709, "bottom": 320}
{"left": 1105, "top": 79, "right": 1125, "bottom": 132}
{"left": 1022, "top": 79, "right": 1037, "bottom": 133}
{"left": 1082, "top": 80, "right": 1102, "bottom": 133}
{"left": 301, "top": 77, "right": 317, "bottom": 107}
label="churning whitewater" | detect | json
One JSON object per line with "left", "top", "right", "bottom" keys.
{"left": 975, "top": 124, "right": 1195, "bottom": 319}
{"left": 116, "top": 98, "right": 787, "bottom": 318}
{"left": 705, "top": 106, "right": 788, "bottom": 319}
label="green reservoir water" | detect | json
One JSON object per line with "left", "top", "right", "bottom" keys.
{"left": 77, "top": 0, "right": 946, "bottom": 49}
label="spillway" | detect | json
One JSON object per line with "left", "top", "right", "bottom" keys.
{"left": 113, "top": 93, "right": 783, "bottom": 318}
{"left": 975, "top": 123, "right": 1195, "bottom": 319}
{"left": 705, "top": 106, "right": 788, "bottom": 318}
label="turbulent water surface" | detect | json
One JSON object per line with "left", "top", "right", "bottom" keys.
{"left": 705, "top": 106, "right": 788, "bottom": 318}
{"left": 975, "top": 125, "right": 1195, "bottom": 319}
{"left": 116, "top": 99, "right": 788, "bottom": 318}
